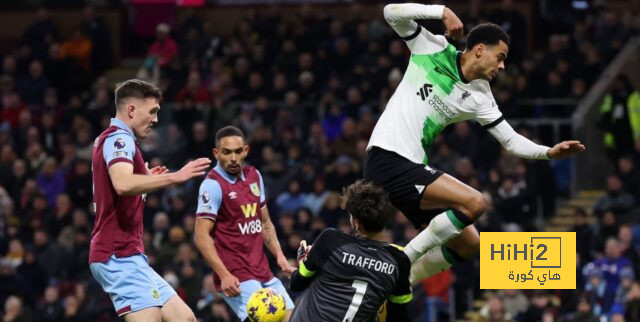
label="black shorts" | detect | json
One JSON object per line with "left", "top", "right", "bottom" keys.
{"left": 363, "top": 146, "right": 445, "bottom": 229}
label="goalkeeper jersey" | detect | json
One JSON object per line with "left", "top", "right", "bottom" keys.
{"left": 289, "top": 228, "right": 412, "bottom": 322}
{"left": 367, "top": 25, "right": 503, "bottom": 165}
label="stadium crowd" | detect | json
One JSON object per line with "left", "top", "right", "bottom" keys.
{"left": 0, "top": 1, "right": 639, "bottom": 321}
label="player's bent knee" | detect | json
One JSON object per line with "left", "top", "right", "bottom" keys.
{"left": 463, "top": 192, "right": 487, "bottom": 220}
{"left": 124, "top": 308, "right": 162, "bottom": 322}
{"left": 468, "top": 237, "right": 480, "bottom": 255}
{"left": 161, "top": 295, "right": 196, "bottom": 322}
{"left": 179, "top": 310, "right": 197, "bottom": 322}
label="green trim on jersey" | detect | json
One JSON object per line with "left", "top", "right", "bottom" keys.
{"left": 421, "top": 117, "right": 445, "bottom": 164}
{"left": 299, "top": 260, "right": 316, "bottom": 277}
{"left": 389, "top": 293, "right": 414, "bottom": 304}
{"left": 410, "top": 44, "right": 460, "bottom": 95}
{"left": 410, "top": 44, "right": 462, "bottom": 163}
{"left": 389, "top": 243, "right": 405, "bottom": 251}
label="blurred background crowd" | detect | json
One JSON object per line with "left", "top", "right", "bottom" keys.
{"left": 0, "top": 0, "right": 639, "bottom": 321}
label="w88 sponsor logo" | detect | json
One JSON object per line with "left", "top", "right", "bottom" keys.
{"left": 238, "top": 218, "right": 262, "bottom": 235}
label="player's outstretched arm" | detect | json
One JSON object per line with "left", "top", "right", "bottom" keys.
{"left": 108, "top": 158, "right": 211, "bottom": 195}
{"left": 194, "top": 218, "right": 241, "bottom": 297}
{"left": 261, "top": 206, "right": 295, "bottom": 276}
{"left": 547, "top": 140, "right": 587, "bottom": 159}
{"left": 383, "top": 3, "right": 463, "bottom": 39}
{"left": 486, "top": 120, "right": 553, "bottom": 160}
{"left": 290, "top": 234, "right": 326, "bottom": 292}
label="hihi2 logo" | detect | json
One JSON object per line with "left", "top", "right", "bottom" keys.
{"left": 480, "top": 232, "right": 576, "bottom": 289}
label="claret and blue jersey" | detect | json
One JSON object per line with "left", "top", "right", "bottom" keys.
{"left": 196, "top": 163, "right": 273, "bottom": 290}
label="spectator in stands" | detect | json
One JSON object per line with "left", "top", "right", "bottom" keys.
{"left": 37, "top": 286, "right": 63, "bottom": 322}
{"left": 489, "top": 0, "right": 526, "bottom": 65}
{"left": 81, "top": 6, "right": 112, "bottom": 76}
{"left": 146, "top": 23, "right": 178, "bottom": 70}
{"left": 478, "top": 293, "right": 511, "bottom": 321}
{"left": 594, "top": 175, "right": 635, "bottom": 217}
{"left": 331, "top": 118, "right": 358, "bottom": 159}
{"left": 625, "top": 282, "right": 640, "bottom": 321}
{"left": 60, "top": 28, "right": 92, "bottom": 72}
{"left": 592, "top": 238, "right": 633, "bottom": 295}
{"left": 186, "top": 121, "right": 214, "bottom": 160}
{"left": 15, "top": 245, "right": 47, "bottom": 303}
{"left": 2, "top": 295, "right": 33, "bottom": 322}
{"left": 1, "top": 93, "right": 27, "bottom": 130}
{"left": 276, "top": 179, "right": 306, "bottom": 214}
{"left": 617, "top": 156, "right": 640, "bottom": 203}
{"left": 599, "top": 75, "right": 640, "bottom": 160}
{"left": 500, "top": 289, "right": 529, "bottom": 319}
{"left": 561, "top": 297, "right": 600, "bottom": 322}
{"left": 617, "top": 224, "right": 640, "bottom": 277}
{"left": 18, "top": 60, "right": 49, "bottom": 106}
{"left": 520, "top": 290, "right": 555, "bottom": 322}
{"left": 583, "top": 266, "right": 615, "bottom": 316}
{"left": 177, "top": 71, "right": 211, "bottom": 107}
{"left": 422, "top": 270, "right": 453, "bottom": 322}
{"left": 573, "top": 207, "right": 596, "bottom": 263}
{"left": 614, "top": 267, "right": 635, "bottom": 307}
{"left": 23, "top": 8, "right": 58, "bottom": 61}
{"left": 35, "top": 157, "right": 65, "bottom": 207}
{"left": 303, "top": 177, "right": 329, "bottom": 216}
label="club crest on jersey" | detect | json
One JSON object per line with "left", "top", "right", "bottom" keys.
{"left": 201, "top": 191, "right": 211, "bottom": 204}
{"left": 114, "top": 138, "right": 126, "bottom": 149}
{"left": 250, "top": 183, "right": 260, "bottom": 197}
{"left": 457, "top": 91, "right": 470, "bottom": 104}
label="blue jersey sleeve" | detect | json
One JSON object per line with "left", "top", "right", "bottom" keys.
{"left": 102, "top": 131, "right": 136, "bottom": 168}
{"left": 256, "top": 170, "right": 266, "bottom": 205}
{"left": 196, "top": 178, "right": 223, "bottom": 220}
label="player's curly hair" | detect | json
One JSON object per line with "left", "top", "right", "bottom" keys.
{"left": 466, "top": 23, "right": 510, "bottom": 50}
{"left": 114, "top": 79, "right": 162, "bottom": 108}
{"left": 342, "top": 180, "right": 394, "bottom": 233}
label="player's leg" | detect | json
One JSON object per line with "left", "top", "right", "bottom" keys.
{"left": 220, "top": 279, "right": 262, "bottom": 322}
{"left": 89, "top": 254, "right": 168, "bottom": 322}
{"left": 134, "top": 256, "right": 195, "bottom": 322}
{"left": 160, "top": 295, "right": 196, "bottom": 322}
{"left": 363, "top": 148, "right": 484, "bottom": 279}
{"left": 263, "top": 277, "right": 295, "bottom": 322}
{"left": 124, "top": 307, "right": 162, "bottom": 322}
{"left": 409, "top": 225, "right": 479, "bottom": 283}
{"left": 403, "top": 173, "right": 485, "bottom": 263}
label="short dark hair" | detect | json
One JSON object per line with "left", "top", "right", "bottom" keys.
{"left": 114, "top": 79, "right": 162, "bottom": 108}
{"left": 465, "top": 23, "right": 510, "bottom": 50}
{"left": 342, "top": 180, "right": 394, "bottom": 233}
{"left": 215, "top": 126, "right": 245, "bottom": 146}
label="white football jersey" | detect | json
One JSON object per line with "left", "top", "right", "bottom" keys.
{"left": 368, "top": 27, "right": 502, "bottom": 164}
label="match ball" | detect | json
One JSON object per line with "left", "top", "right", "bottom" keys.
{"left": 246, "top": 288, "right": 286, "bottom": 322}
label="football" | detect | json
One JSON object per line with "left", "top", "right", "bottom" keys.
{"left": 246, "top": 288, "right": 287, "bottom": 322}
